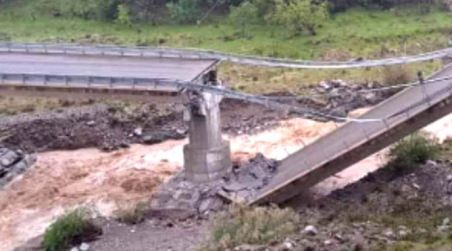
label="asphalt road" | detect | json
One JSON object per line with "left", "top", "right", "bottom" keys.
{"left": 0, "top": 52, "right": 217, "bottom": 82}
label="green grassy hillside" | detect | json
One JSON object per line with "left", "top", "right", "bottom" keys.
{"left": 0, "top": 2, "right": 451, "bottom": 93}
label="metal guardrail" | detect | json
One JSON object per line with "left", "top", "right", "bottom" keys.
{"left": 0, "top": 72, "right": 384, "bottom": 122}
{"left": 0, "top": 42, "right": 450, "bottom": 69}
{"left": 3, "top": 71, "right": 452, "bottom": 123}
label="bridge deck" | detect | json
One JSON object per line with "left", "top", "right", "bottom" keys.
{"left": 0, "top": 52, "right": 218, "bottom": 82}
{"left": 246, "top": 64, "right": 452, "bottom": 204}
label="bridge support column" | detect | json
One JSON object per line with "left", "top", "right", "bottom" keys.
{"left": 183, "top": 71, "right": 232, "bottom": 183}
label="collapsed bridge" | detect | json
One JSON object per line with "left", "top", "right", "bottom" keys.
{"left": 1, "top": 42, "right": 452, "bottom": 204}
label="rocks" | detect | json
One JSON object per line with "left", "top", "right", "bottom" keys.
{"left": 383, "top": 229, "right": 395, "bottom": 239}
{"left": 133, "top": 127, "right": 143, "bottom": 137}
{"left": 141, "top": 131, "right": 185, "bottom": 145}
{"left": 233, "top": 244, "right": 267, "bottom": 251}
{"left": 221, "top": 154, "right": 279, "bottom": 202}
{"left": 149, "top": 173, "right": 226, "bottom": 220}
{"left": 303, "top": 225, "right": 319, "bottom": 236}
{"left": 70, "top": 243, "right": 90, "bottom": 251}
{"left": 0, "top": 148, "right": 36, "bottom": 187}
{"left": 398, "top": 230, "right": 408, "bottom": 238}
{"left": 443, "top": 0, "right": 452, "bottom": 11}
{"left": 312, "top": 79, "right": 395, "bottom": 121}
{"left": 79, "top": 242, "right": 90, "bottom": 251}
{"left": 149, "top": 153, "right": 278, "bottom": 220}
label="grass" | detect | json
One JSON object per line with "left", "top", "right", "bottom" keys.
{"left": 386, "top": 134, "right": 441, "bottom": 171}
{"left": 42, "top": 208, "right": 102, "bottom": 251}
{"left": 114, "top": 201, "right": 148, "bottom": 225}
{"left": 0, "top": 3, "right": 451, "bottom": 93}
{"left": 200, "top": 205, "right": 300, "bottom": 251}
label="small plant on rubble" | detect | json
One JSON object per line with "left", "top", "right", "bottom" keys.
{"left": 382, "top": 65, "right": 413, "bottom": 86}
{"left": 201, "top": 205, "right": 300, "bottom": 250}
{"left": 387, "top": 133, "right": 440, "bottom": 171}
{"left": 42, "top": 208, "right": 102, "bottom": 251}
{"left": 114, "top": 201, "right": 148, "bottom": 225}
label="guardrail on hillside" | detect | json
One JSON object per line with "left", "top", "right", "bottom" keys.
{"left": 0, "top": 42, "right": 451, "bottom": 69}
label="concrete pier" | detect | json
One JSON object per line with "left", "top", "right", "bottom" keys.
{"left": 183, "top": 71, "right": 232, "bottom": 183}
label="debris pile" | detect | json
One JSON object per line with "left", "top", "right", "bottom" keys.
{"left": 221, "top": 153, "right": 279, "bottom": 202}
{"left": 149, "top": 154, "right": 279, "bottom": 219}
{"left": 0, "top": 148, "right": 36, "bottom": 187}
{"left": 315, "top": 80, "right": 394, "bottom": 118}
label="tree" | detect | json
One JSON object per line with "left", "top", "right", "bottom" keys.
{"left": 115, "top": 4, "right": 132, "bottom": 26}
{"left": 229, "top": 1, "right": 259, "bottom": 37}
{"left": 167, "top": 0, "right": 202, "bottom": 24}
{"left": 269, "top": 0, "right": 329, "bottom": 36}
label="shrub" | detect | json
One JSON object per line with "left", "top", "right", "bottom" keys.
{"left": 114, "top": 201, "right": 148, "bottom": 225}
{"left": 36, "top": 0, "right": 119, "bottom": 20}
{"left": 228, "top": 1, "right": 259, "bottom": 37}
{"left": 268, "top": 0, "right": 329, "bottom": 36}
{"left": 382, "top": 65, "right": 413, "bottom": 86}
{"left": 202, "top": 205, "right": 300, "bottom": 250}
{"left": 387, "top": 134, "right": 440, "bottom": 171}
{"left": 167, "top": 0, "right": 202, "bottom": 24}
{"left": 42, "top": 209, "right": 102, "bottom": 251}
{"left": 115, "top": 4, "right": 132, "bottom": 26}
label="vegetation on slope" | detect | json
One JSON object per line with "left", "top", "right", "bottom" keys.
{"left": 0, "top": 1, "right": 450, "bottom": 93}
{"left": 42, "top": 209, "right": 101, "bottom": 251}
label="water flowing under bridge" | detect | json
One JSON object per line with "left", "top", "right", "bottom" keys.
{"left": 1, "top": 43, "right": 452, "bottom": 204}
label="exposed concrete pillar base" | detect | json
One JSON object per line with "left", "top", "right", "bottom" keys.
{"left": 183, "top": 140, "right": 231, "bottom": 183}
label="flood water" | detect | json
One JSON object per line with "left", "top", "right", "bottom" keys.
{"left": 1, "top": 113, "right": 451, "bottom": 251}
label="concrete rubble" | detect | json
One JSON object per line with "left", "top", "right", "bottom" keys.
{"left": 0, "top": 148, "right": 36, "bottom": 188}
{"left": 149, "top": 154, "right": 279, "bottom": 219}
{"left": 221, "top": 154, "right": 279, "bottom": 203}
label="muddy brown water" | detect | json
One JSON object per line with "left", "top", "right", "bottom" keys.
{"left": 1, "top": 113, "right": 451, "bottom": 251}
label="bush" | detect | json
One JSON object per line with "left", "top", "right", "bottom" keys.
{"left": 42, "top": 209, "right": 102, "bottom": 251}
{"left": 167, "top": 0, "right": 202, "bottom": 24}
{"left": 202, "top": 205, "right": 300, "bottom": 250}
{"left": 115, "top": 4, "right": 132, "bottom": 26}
{"left": 382, "top": 65, "right": 413, "bottom": 86}
{"left": 37, "top": 0, "right": 120, "bottom": 20}
{"left": 387, "top": 134, "right": 440, "bottom": 171}
{"left": 114, "top": 201, "right": 148, "bottom": 225}
{"left": 269, "top": 0, "right": 329, "bottom": 36}
{"left": 229, "top": 1, "right": 259, "bottom": 37}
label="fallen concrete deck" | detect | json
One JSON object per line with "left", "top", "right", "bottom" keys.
{"left": 247, "top": 64, "right": 452, "bottom": 204}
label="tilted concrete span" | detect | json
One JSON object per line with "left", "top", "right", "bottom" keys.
{"left": 247, "top": 64, "right": 452, "bottom": 204}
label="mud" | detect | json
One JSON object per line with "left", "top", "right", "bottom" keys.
{"left": 0, "top": 103, "right": 185, "bottom": 153}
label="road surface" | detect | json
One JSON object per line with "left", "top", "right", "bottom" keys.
{"left": 0, "top": 52, "right": 218, "bottom": 82}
